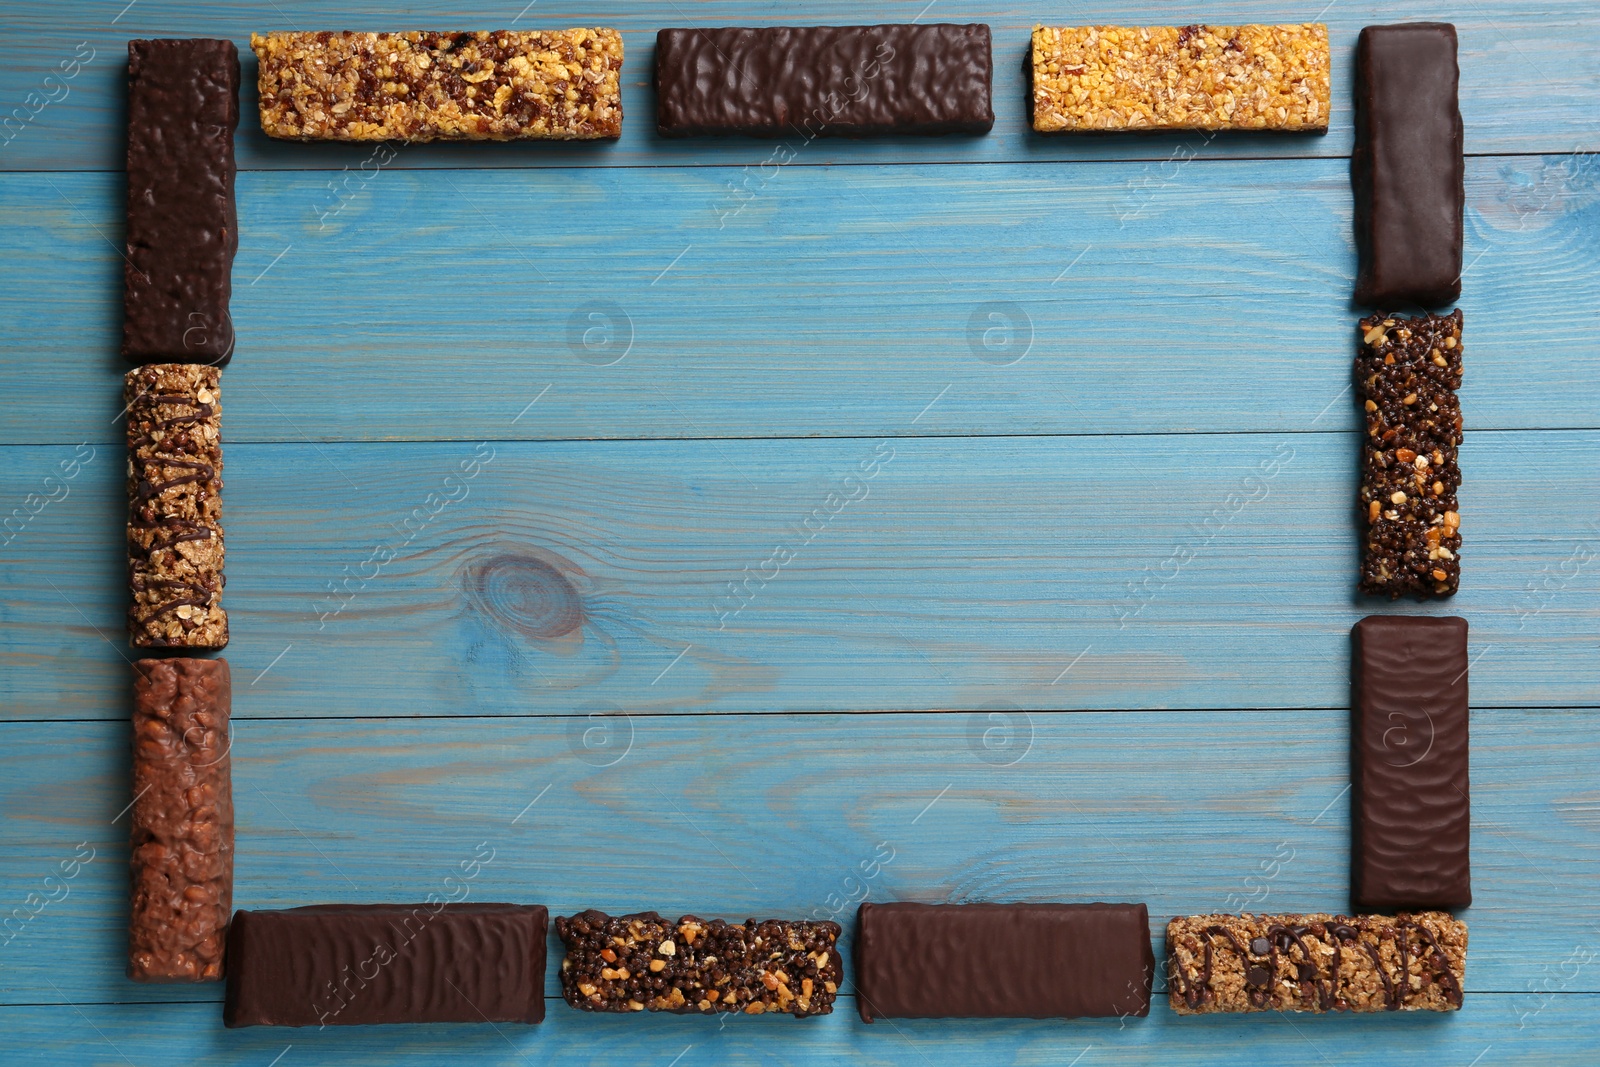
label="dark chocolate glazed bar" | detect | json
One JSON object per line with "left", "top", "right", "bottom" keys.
{"left": 855, "top": 902, "right": 1153, "bottom": 1021}
{"left": 1168, "top": 912, "right": 1466, "bottom": 1013}
{"left": 129, "top": 658, "right": 233, "bottom": 982}
{"left": 1356, "top": 311, "right": 1463, "bottom": 598}
{"left": 555, "top": 911, "right": 843, "bottom": 1016}
{"left": 224, "top": 903, "right": 547, "bottom": 1026}
{"left": 124, "top": 39, "right": 239, "bottom": 366}
{"left": 1352, "top": 616, "right": 1471, "bottom": 910}
{"left": 1352, "top": 23, "right": 1463, "bottom": 308}
{"left": 655, "top": 25, "right": 994, "bottom": 137}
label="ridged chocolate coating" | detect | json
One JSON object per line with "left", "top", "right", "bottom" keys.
{"left": 655, "top": 24, "right": 994, "bottom": 137}
{"left": 125, "top": 39, "right": 239, "bottom": 366}
{"left": 128, "top": 658, "right": 233, "bottom": 982}
{"left": 1352, "top": 616, "right": 1471, "bottom": 910}
{"left": 855, "top": 902, "right": 1153, "bottom": 1021}
{"left": 1352, "top": 24, "right": 1463, "bottom": 308}
{"left": 224, "top": 903, "right": 547, "bottom": 1027}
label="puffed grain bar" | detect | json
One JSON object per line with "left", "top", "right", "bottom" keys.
{"left": 1356, "top": 311, "right": 1463, "bottom": 598}
{"left": 555, "top": 910, "right": 843, "bottom": 1016}
{"left": 225, "top": 903, "right": 547, "bottom": 1026}
{"left": 1352, "top": 616, "right": 1471, "bottom": 910}
{"left": 124, "top": 39, "right": 239, "bottom": 366}
{"left": 129, "top": 658, "right": 233, "bottom": 982}
{"left": 1167, "top": 912, "right": 1465, "bottom": 1014}
{"left": 1353, "top": 24, "right": 1463, "bottom": 308}
{"left": 126, "top": 364, "right": 227, "bottom": 649}
{"left": 1030, "top": 24, "right": 1329, "bottom": 132}
{"left": 855, "top": 902, "right": 1153, "bottom": 1021}
{"left": 252, "top": 30, "right": 623, "bottom": 141}
{"left": 654, "top": 25, "right": 994, "bottom": 137}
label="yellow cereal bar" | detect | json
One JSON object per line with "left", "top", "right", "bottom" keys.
{"left": 252, "top": 30, "right": 623, "bottom": 141}
{"left": 1031, "top": 24, "right": 1329, "bottom": 132}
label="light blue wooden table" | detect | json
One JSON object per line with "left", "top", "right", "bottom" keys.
{"left": 2, "top": 1, "right": 1598, "bottom": 1063}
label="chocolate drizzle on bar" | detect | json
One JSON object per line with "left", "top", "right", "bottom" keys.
{"left": 125, "top": 365, "right": 228, "bottom": 649}
{"left": 1167, "top": 912, "right": 1466, "bottom": 1014}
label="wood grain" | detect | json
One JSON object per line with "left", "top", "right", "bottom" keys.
{"left": 0, "top": 157, "right": 1597, "bottom": 444}
{"left": 2, "top": 1, "right": 1597, "bottom": 171}
{"left": 1, "top": 710, "right": 1596, "bottom": 1006}
{"left": 3, "top": 433, "right": 1599, "bottom": 721}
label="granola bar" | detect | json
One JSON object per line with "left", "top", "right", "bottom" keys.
{"left": 124, "top": 39, "right": 239, "bottom": 366}
{"left": 1356, "top": 311, "right": 1463, "bottom": 598}
{"left": 126, "top": 364, "right": 227, "bottom": 649}
{"left": 554, "top": 910, "right": 842, "bottom": 1016}
{"left": 129, "top": 658, "right": 233, "bottom": 982}
{"left": 252, "top": 30, "right": 623, "bottom": 141}
{"left": 1168, "top": 912, "right": 1466, "bottom": 1014}
{"left": 1030, "top": 24, "right": 1329, "bottom": 132}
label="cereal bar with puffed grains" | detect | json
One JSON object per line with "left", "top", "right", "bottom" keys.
{"left": 1168, "top": 912, "right": 1466, "bottom": 1014}
{"left": 1356, "top": 310, "right": 1463, "bottom": 598}
{"left": 555, "top": 911, "right": 843, "bottom": 1016}
{"left": 252, "top": 30, "right": 623, "bottom": 141}
{"left": 1031, "top": 24, "right": 1330, "bottom": 132}
{"left": 126, "top": 364, "right": 228, "bottom": 649}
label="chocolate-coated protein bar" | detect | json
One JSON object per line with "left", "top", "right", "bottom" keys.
{"left": 129, "top": 658, "right": 233, "bottom": 982}
{"left": 655, "top": 25, "right": 994, "bottom": 137}
{"left": 1030, "top": 24, "right": 1329, "bottom": 132}
{"left": 1352, "top": 615, "right": 1471, "bottom": 910}
{"left": 124, "top": 39, "right": 239, "bottom": 366}
{"left": 126, "top": 364, "right": 227, "bottom": 648}
{"left": 225, "top": 902, "right": 546, "bottom": 1026}
{"left": 1353, "top": 24, "right": 1464, "bottom": 308}
{"left": 253, "top": 30, "right": 623, "bottom": 141}
{"left": 1356, "top": 311, "right": 1463, "bottom": 598}
{"left": 855, "top": 902, "right": 1154, "bottom": 1021}
{"left": 1168, "top": 912, "right": 1465, "bottom": 1013}
{"left": 555, "top": 911, "right": 843, "bottom": 1016}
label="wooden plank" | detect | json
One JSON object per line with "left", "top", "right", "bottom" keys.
{"left": 2, "top": 1, "right": 1597, "bottom": 171}
{"left": 2, "top": 431, "right": 1598, "bottom": 721}
{"left": 4, "top": 995, "right": 1598, "bottom": 1066}
{"left": 0, "top": 158, "right": 1596, "bottom": 445}
{"left": 1, "top": 710, "right": 1596, "bottom": 1007}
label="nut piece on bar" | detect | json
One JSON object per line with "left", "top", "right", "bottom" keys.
{"left": 1356, "top": 310, "right": 1463, "bottom": 598}
{"left": 855, "top": 902, "right": 1154, "bottom": 1021}
{"left": 126, "top": 364, "right": 227, "bottom": 648}
{"left": 1031, "top": 24, "right": 1330, "bottom": 132}
{"left": 654, "top": 25, "right": 995, "bottom": 137}
{"left": 129, "top": 658, "right": 233, "bottom": 982}
{"left": 1353, "top": 24, "right": 1464, "bottom": 308}
{"left": 1352, "top": 616, "right": 1471, "bottom": 911}
{"left": 225, "top": 903, "right": 547, "bottom": 1026}
{"left": 252, "top": 30, "right": 623, "bottom": 141}
{"left": 124, "top": 39, "right": 239, "bottom": 366}
{"left": 554, "top": 910, "right": 843, "bottom": 1016}
{"left": 1168, "top": 912, "right": 1466, "bottom": 1014}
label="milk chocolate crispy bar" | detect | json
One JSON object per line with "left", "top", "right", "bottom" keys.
{"left": 1031, "top": 24, "right": 1329, "bottom": 132}
{"left": 1356, "top": 310, "right": 1463, "bottom": 598}
{"left": 126, "top": 364, "right": 227, "bottom": 649}
{"left": 252, "top": 30, "right": 623, "bottom": 141}
{"left": 1168, "top": 912, "right": 1466, "bottom": 1014}
{"left": 555, "top": 910, "right": 843, "bottom": 1017}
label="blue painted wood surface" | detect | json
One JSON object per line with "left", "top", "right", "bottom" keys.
{"left": 1, "top": 0, "right": 1597, "bottom": 1063}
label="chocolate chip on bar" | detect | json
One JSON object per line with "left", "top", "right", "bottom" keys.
{"left": 252, "top": 30, "right": 624, "bottom": 141}
{"left": 1030, "top": 24, "right": 1330, "bottom": 132}
{"left": 1356, "top": 310, "right": 1463, "bottom": 598}
{"left": 555, "top": 910, "right": 843, "bottom": 1016}
{"left": 129, "top": 658, "right": 233, "bottom": 982}
{"left": 1168, "top": 912, "right": 1466, "bottom": 1014}
{"left": 126, "top": 364, "right": 227, "bottom": 649}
